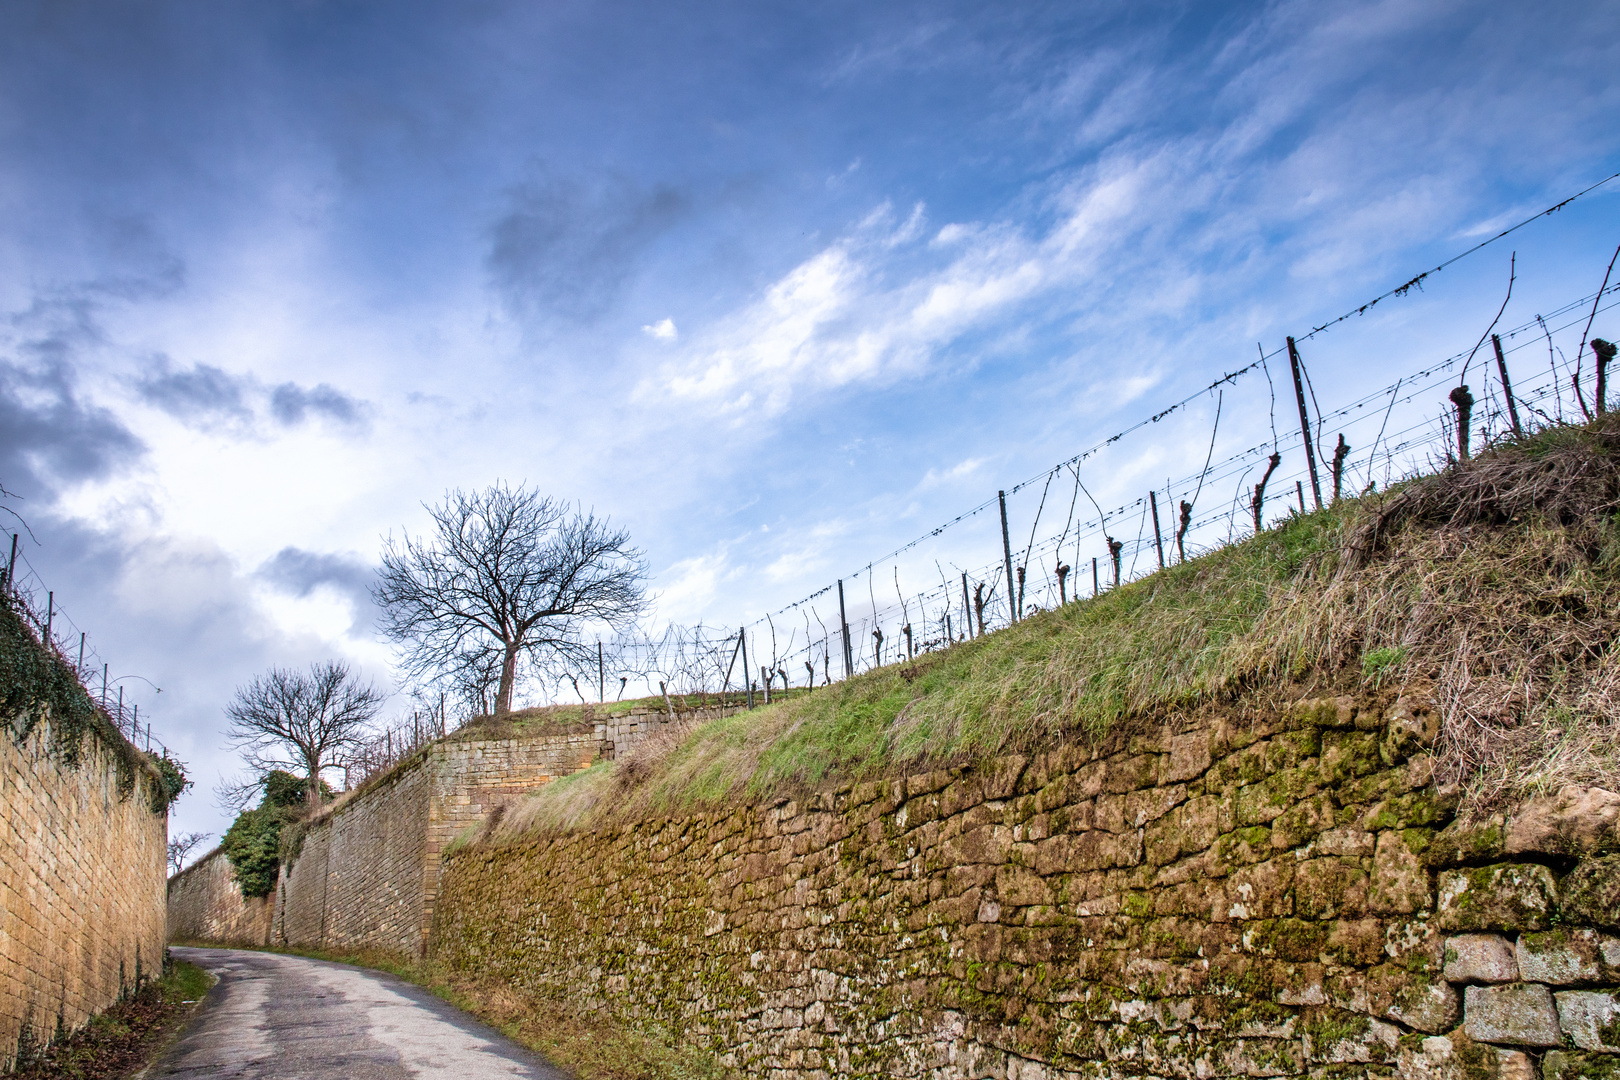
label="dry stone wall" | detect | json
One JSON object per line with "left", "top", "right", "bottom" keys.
{"left": 2, "top": 710, "right": 167, "bottom": 1073}
{"left": 430, "top": 695, "right": 1620, "bottom": 1080}
{"left": 165, "top": 848, "right": 273, "bottom": 946}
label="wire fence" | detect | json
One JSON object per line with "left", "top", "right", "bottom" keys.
{"left": 1, "top": 542, "right": 173, "bottom": 758}
{"left": 528, "top": 184, "right": 1620, "bottom": 710}
{"left": 6, "top": 176, "right": 1618, "bottom": 749}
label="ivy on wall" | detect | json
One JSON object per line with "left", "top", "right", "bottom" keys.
{"left": 0, "top": 599, "right": 187, "bottom": 814}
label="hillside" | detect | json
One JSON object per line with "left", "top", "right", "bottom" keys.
{"left": 492, "top": 416, "right": 1620, "bottom": 841}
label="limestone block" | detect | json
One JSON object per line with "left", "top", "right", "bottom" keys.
{"left": 1563, "top": 856, "right": 1620, "bottom": 931}
{"left": 1305, "top": 1010, "right": 1400, "bottom": 1063}
{"left": 1555, "top": 990, "right": 1620, "bottom": 1053}
{"left": 1162, "top": 732, "right": 1212, "bottom": 784}
{"left": 1370, "top": 830, "right": 1434, "bottom": 915}
{"left": 1426, "top": 819, "right": 1507, "bottom": 870}
{"left": 1543, "top": 1050, "right": 1620, "bottom": 1080}
{"left": 1463, "top": 983, "right": 1563, "bottom": 1047}
{"left": 1503, "top": 787, "right": 1620, "bottom": 859}
{"left": 1437, "top": 864, "right": 1558, "bottom": 932}
{"left": 1445, "top": 935, "right": 1520, "bottom": 984}
{"left": 1398, "top": 1033, "right": 1534, "bottom": 1080}
{"left": 1386, "top": 977, "right": 1461, "bottom": 1034}
{"left": 1518, "top": 928, "right": 1620, "bottom": 985}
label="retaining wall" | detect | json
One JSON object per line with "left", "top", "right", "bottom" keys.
{"left": 430, "top": 695, "right": 1620, "bottom": 1080}
{"left": 171, "top": 703, "right": 742, "bottom": 957}
{"left": 165, "top": 848, "right": 273, "bottom": 946}
{"left": 2, "top": 709, "right": 168, "bottom": 1073}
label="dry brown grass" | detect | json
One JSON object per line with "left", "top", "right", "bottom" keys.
{"left": 1282, "top": 418, "right": 1620, "bottom": 810}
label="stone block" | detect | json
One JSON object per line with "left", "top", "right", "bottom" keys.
{"left": 1445, "top": 934, "right": 1520, "bottom": 984}
{"left": 1518, "top": 928, "right": 1620, "bottom": 985}
{"left": 1370, "top": 830, "right": 1434, "bottom": 915}
{"left": 1294, "top": 857, "right": 1367, "bottom": 920}
{"left": 1398, "top": 1032, "right": 1534, "bottom": 1080}
{"left": 1437, "top": 864, "right": 1558, "bottom": 932}
{"left": 1504, "top": 787, "right": 1620, "bottom": 859}
{"left": 1162, "top": 732, "right": 1212, "bottom": 784}
{"left": 1384, "top": 696, "right": 1439, "bottom": 760}
{"left": 1463, "top": 983, "right": 1563, "bottom": 1047}
{"left": 1543, "top": 1050, "right": 1620, "bottom": 1080}
{"left": 1423, "top": 819, "right": 1506, "bottom": 868}
{"left": 1304, "top": 1009, "right": 1400, "bottom": 1063}
{"left": 1385, "top": 975, "right": 1461, "bottom": 1034}
{"left": 1555, "top": 990, "right": 1620, "bottom": 1053}
{"left": 1563, "top": 856, "right": 1620, "bottom": 931}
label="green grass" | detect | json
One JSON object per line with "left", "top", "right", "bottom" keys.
{"left": 489, "top": 417, "right": 1620, "bottom": 837}
{"left": 498, "top": 504, "right": 1355, "bottom": 838}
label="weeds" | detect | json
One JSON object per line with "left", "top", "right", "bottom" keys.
{"left": 8, "top": 957, "right": 212, "bottom": 1080}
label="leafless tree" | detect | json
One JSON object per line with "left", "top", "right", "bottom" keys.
{"left": 167, "top": 831, "right": 211, "bottom": 876}
{"left": 224, "top": 661, "right": 384, "bottom": 809}
{"left": 374, "top": 484, "right": 648, "bottom": 715}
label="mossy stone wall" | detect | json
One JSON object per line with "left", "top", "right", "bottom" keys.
{"left": 430, "top": 697, "right": 1620, "bottom": 1080}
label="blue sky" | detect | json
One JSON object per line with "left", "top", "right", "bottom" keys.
{"left": 3, "top": 0, "right": 1619, "bottom": 841}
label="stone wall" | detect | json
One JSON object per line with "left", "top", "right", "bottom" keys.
{"left": 258, "top": 724, "right": 603, "bottom": 955}
{"left": 165, "top": 848, "right": 273, "bottom": 946}
{"left": 430, "top": 695, "right": 1620, "bottom": 1080}
{"left": 273, "top": 754, "right": 432, "bottom": 954}
{"left": 2, "top": 710, "right": 168, "bottom": 1073}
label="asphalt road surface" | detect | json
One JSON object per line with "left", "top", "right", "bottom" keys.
{"left": 154, "top": 947, "right": 570, "bottom": 1079}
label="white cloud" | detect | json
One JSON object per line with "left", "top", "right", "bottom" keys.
{"left": 642, "top": 317, "right": 678, "bottom": 340}
{"left": 917, "top": 457, "right": 986, "bottom": 491}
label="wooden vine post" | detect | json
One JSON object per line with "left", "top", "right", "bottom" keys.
{"left": 998, "top": 490, "right": 1016, "bottom": 624}
{"left": 1287, "top": 336, "right": 1324, "bottom": 510}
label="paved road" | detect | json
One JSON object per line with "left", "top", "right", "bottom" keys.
{"left": 153, "top": 947, "right": 570, "bottom": 1079}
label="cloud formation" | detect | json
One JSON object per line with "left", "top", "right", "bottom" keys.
{"left": 268, "top": 382, "right": 367, "bottom": 428}
{"left": 488, "top": 171, "right": 689, "bottom": 322}
{"left": 133, "top": 355, "right": 253, "bottom": 426}
{"left": 129, "top": 356, "right": 369, "bottom": 432}
{"left": 257, "top": 546, "right": 378, "bottom": 619}
{"left": 0, "top": 359, "right": 144, "bottom": 500}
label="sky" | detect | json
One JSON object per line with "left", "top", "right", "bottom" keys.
{"left": 2, "top": 0, "right": 1619, "bottom": 846}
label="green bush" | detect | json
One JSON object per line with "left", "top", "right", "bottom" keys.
{"left": 220, "top": 771, "right": 328, "bottom": 898}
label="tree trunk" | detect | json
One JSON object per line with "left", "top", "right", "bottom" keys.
{"left": 305, "top": 754, "right": 323, "bottom": 810}
{"left": 495, "top": 642, "right": 519, "bottom": 715}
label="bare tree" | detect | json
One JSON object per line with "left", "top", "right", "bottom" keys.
{"left": 225, "top": 661, "right": 384, "bottom": 809}
{"left": 374, "top": 484, "right": 649, "bottom": 716}
{"left": 167, "top": 831, "right": 211, "bottom": 876}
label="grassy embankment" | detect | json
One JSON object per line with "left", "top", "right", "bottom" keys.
{"left": 9, "top": 958, "right": 212, "bottom": 1080}
{"left": 494, "top": 416, "right": 1620, "bottom": 841}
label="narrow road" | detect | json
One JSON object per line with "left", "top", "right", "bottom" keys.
{"left": 153, "top": 947, "right": 570, "bottom": 1079}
